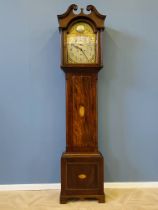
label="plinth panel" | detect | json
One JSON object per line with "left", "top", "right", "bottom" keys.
{"left": 60, "top": 152, "right": 105, "bottom": 203}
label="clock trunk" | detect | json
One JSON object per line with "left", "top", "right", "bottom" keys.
{"left": 66, "top": 72, "right": 98, "bottom": 152}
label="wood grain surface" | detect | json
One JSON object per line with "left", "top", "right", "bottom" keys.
{"left": 66, "top": 73, "right": 97, "bottom": 152}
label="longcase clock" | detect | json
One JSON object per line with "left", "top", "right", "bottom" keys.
{"left": 57, "top": 4, "right": 106, "bottom": 203}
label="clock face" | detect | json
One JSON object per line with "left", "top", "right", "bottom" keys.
{"left": 67, "top": 22, "right": 97, "bottom": 64}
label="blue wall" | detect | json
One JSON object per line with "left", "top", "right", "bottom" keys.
{"left": 0, "top": 0, "right": 158, "bottom": 184}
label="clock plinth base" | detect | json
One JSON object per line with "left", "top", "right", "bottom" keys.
{"left": 60, "top": 194, "right": 105, "bottom": 204}
{"left": 60, "top": 152, "right": 105, "bottom": 204}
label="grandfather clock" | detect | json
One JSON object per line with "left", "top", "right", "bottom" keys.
{"left": 57, "top": 4, "right": 106, "bottom": 203}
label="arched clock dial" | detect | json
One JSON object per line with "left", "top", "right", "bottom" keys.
{"left": 67, "top": 22, "right": 96, "bottom": 64}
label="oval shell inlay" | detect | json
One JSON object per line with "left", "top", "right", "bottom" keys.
{"left": 78, "top": 174, "right": 87, "bottom": 179}
{"left": 79, "top": 106, "right": 85, "bottom": 117}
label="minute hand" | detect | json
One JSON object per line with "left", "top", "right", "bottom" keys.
{"left": 72, "top": 44, "right": 89, "bottom": 61}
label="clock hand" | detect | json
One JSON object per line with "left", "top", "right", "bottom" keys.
{"left": 71, "top": 44, "right": 89, "bottom": 62}
{"left": 71, "top": 43, "right": 82, "bottom": 51}
{"left": 80, "top": 48, "right": 89, "bottom": 62}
